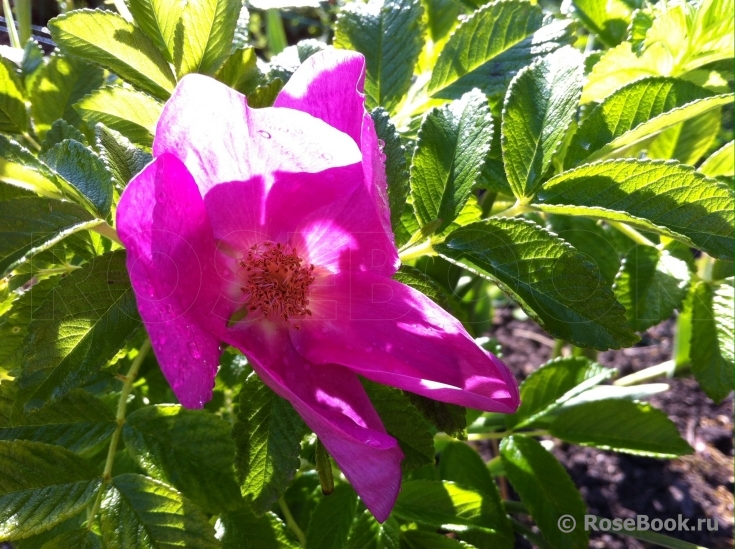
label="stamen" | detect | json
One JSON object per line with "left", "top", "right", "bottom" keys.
{"left": 238, "top": 241, "right": 315, "bottom": 322}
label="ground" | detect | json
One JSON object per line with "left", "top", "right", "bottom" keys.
{"left": 488, "top": 307, "right": 734, "bottom": 549}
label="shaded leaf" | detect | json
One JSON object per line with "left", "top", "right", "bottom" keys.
{"left": 17, "top": 251, "right": 142, "bottom": 410}
{"left": 0, "top": 57, "right": 28, "bottom": 133}
{"left": 0, "top": 440, "right": 102, "bottom": 541}
{"left": 410, "top": 89, "right": 492, "bottom": 233}
{"left": 39, "top": 529, "right": 102, "bottom": 549}
{"left": 30, "top": 54, "right": 104, "bottom": 141}
{"left": 124, "top": 404, "right": 241, "bottom": 513}
{"left": 220, "top": 509, "right": 299, "bottom": 549}
{"left": 347, "top": 510, "right": 400, "bottom": 549}
{"left": 362, "top": 379, "right": 435, "bottom": 471}
{"left": 335, "top": 0, "right": 424, "bottom": 112}
{"left": 436, "top": 218, "right": 637, "bottom": 350}
{"left": 500, "top": 435, "right": 588, "bottom": 549}
{"left": 690, "top": 279, "right": 734, "bottom": 403}
{"left": 232, "top": 372, "right": 305, "bottom": 515}
{"left": 40, "top": 140, "right": 113, "bottom": 217}
{"left": 41, "top": 120, "right": 87, "bottom": 153}
{"left": 614, "top": 245, "right": 690, "bottom": 332}
{"left": 216, "top": 46, "right": 263, "bottom": 94}
{"left": 305, "top": 483, "right": 358, "bottom": 549}
{"left": 372, "top": 107, "right": 409, "bottom": 231}
{"left": 403, "top": 391, "right": 466, "bottom": 438}
{"left": 95, "top": 125, "right": 152, "bottom": 189}
{"left": 100, "top": 473, "right": 218, "bottom": 549}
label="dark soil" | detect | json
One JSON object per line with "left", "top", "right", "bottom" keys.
{"left": 487, "top": 307, "right": 734, "bottom": 549}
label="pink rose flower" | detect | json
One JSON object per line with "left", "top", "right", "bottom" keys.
{"left": 117, "top": 49, "right": 519, "bottom": 521}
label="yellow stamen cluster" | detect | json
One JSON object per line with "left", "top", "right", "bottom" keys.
{"left": 239, "top": 241, "right": 315, "bottom": 323}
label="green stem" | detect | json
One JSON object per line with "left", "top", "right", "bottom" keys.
{"left": 111, "top": 0, "right": 133, "bottom": 20}
{"left": 21, "top": 132, "right": 41, "bottom": 152}
{"left": 14, "top": 0, "right": 30, "bottom": 44}
{"left": 614, "top": 360, "right": 682, "bottom": 386}
{"left": 607, "top": 221, "right": 656, "bottom": 247}
{"left": 495, "top": 202, "right": 536, "bottom": 218}
{"left": 2, "top": 0, "right": 20, "bottom": 48}
{"left": 278, "top": 496, "right": 306, "bottom": 546}
{"left": 621, "top": 529, "right": 709, "bottom": 549}
{"left": 468, "top": 429, "right": 548, "bottom": 441}
{"left": 551, "top": 338, "right": 565, "bottom": 359}
{"left": 92, "top": 222, "right": 124, "bottom": 246}
{"left": 398, "top": 238, "right": 435, "bottom": 262}
{"left": 266, "top": 9, "right": 287, "bottom": 55}
{"left": 87, "top": 340, "right": 151, "bottom": 530}
{"left": 508, "top": 516, "right": 553, "bottom": 549}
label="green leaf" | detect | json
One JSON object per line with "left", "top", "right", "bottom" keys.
{"left": 216, "top": 46, "right": 263, "bottom": 95}
{"left": 505, "top": 357, "right": 613, "bottom": 429}
{"left": 0, "top": 440, "right": 102, "bottom": 541}
{"left": 422, "top": 0, "right": 460, "bottom": 42}
{"left": 220, "top": 509, "right": 299, "bottom": 549}
{"left": 39, "top": 529, "right": 102, "bottom": 549}
{"left": 247, "top": 78, "right": 285, "bottom": 109}
{"left": 501, "top": 46, "right": 583, "bottom": 199}
{"left": 175, "top": 0, "right": 241, "bottom": 77}
{"left": 17, "top": 251, "right": 142, "bottom": 410}
{"left": 362, "top": 379, "right": 435, "bottom": 471}
{"left": 123, "top": 404, "right": 241, "bottom": 513}
{"left": 536, "top": 159, "right": 735, "bottom": 260}
{"left": 690, "top": 279, "right": 734, "bottom": 403}
{"left": 100, "top": 473, "right": 218, "bottom": 549}
{"left": 394, "top": 480, "right": 512, "bottom": 540}
{"left": 21, "top": 40, "right": 45, "bottom": 89}
{"left": 346, "top": 510, "right": 400, "bottom": 549}
{"left": 372, "top": 107, "right": 409, "bottom": 231}
{"left": 699, "top": 140, "right": 734, "bottom": 178}
{"left": 403, "top": 391, "right": 466, "bottom": 438}
{"left": 0, "top": 57, "right": 28, "bottom": 133}
{"left": 438, "top": 444, "right": 506, "bottom": 520}
{"left": 545, "top": 215, "right": 622, "bottom": 285}
{"left": 126, "top": 0, "right": 185, "bottom": 63}
{"left": 428, "top": 1, "right": 573, "bottom": 99}
{"left": 41, "top": 120, "right": 87, "bottom": 153}
{"left": 614, "top": 245, "right": 690, "bottom": 332}
{"left": 410, "top": 89, "right": 493, "bottom": 233}
{"left": 75, "top": 86, "right": 162, "bottom": 148}
{"left": 401, "top": 530, "right": 475, "bottom": 549}
{"left": 95, "top": 125, "right": 153, "bottom": 189}
{"left": 0, "top": 278, "right": 58, "bottom": 374}
{"left": 267, "top": 40, "right": 326, "bottom": 83}
{"left": 48, "top": 9, "right": 177, "bottom": 100}
{"left": 0, "top": 135, "right": 65, "bottom": 197}
{"left": 0, "top": 383, "right": 115, "bottom": 454}
{"left": 232, "top": 372, "right": 305, "bottom": 515}
{"left": 393, "top": 265, "right": 454, "bottom": 313}
{"left": 305, "top": 483, "right": 358, "bottom": 549}
{"left": 646, "top": 107, "right": 721, "bottom": 166}
{"left": 549, "top": 400, "right": 693, "bottom": 457}
{"left": 500, "top": 435, "right": 588, "bottom": 549}
{"left": 40, "top": 140, "right": 113, "bottom": 217}
{"left": 0, "top": 197, "right": 98, "bottom": 277}
{"left": 435, "top": 218, "right": 637, "bottom": 350}
{"left": 571, "top": 0, "right": 631, "bottom": 46}
{"left": 335, "top": 0, "right": 424, "bottom": 112}
{"left": 30, "top": 54, "right": 105, "bottom": 141}
{"left": 567, "top": 78, "right": 725, "bottom": 167}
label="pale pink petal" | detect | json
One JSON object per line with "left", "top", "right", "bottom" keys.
{"left": 291, "top": 272, "right": 520, "bottom": 413}
{"left": 224, "top": 325, "right": 403, "bottom": 522}
{"left": 154, "top": 74, "right": 361, "bottom": 196}
{"left": 116, "top": 153, "right": 226, "bottom": 408}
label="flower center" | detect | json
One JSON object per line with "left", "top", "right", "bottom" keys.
{"left": 239, "top": 241, "right": 315, "bottom": 322}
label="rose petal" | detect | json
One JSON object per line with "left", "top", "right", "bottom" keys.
{"left": 117, "top": 153, "right": 225, "bottom": 408}
{"left": 154, "top": 73, "right": 361, "bottom": 196}
{"left": 291, "top": 272, "right": 520, "bottom": 413}
{"left": 224, "top": 324, "right": 403, "bottom": 522}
